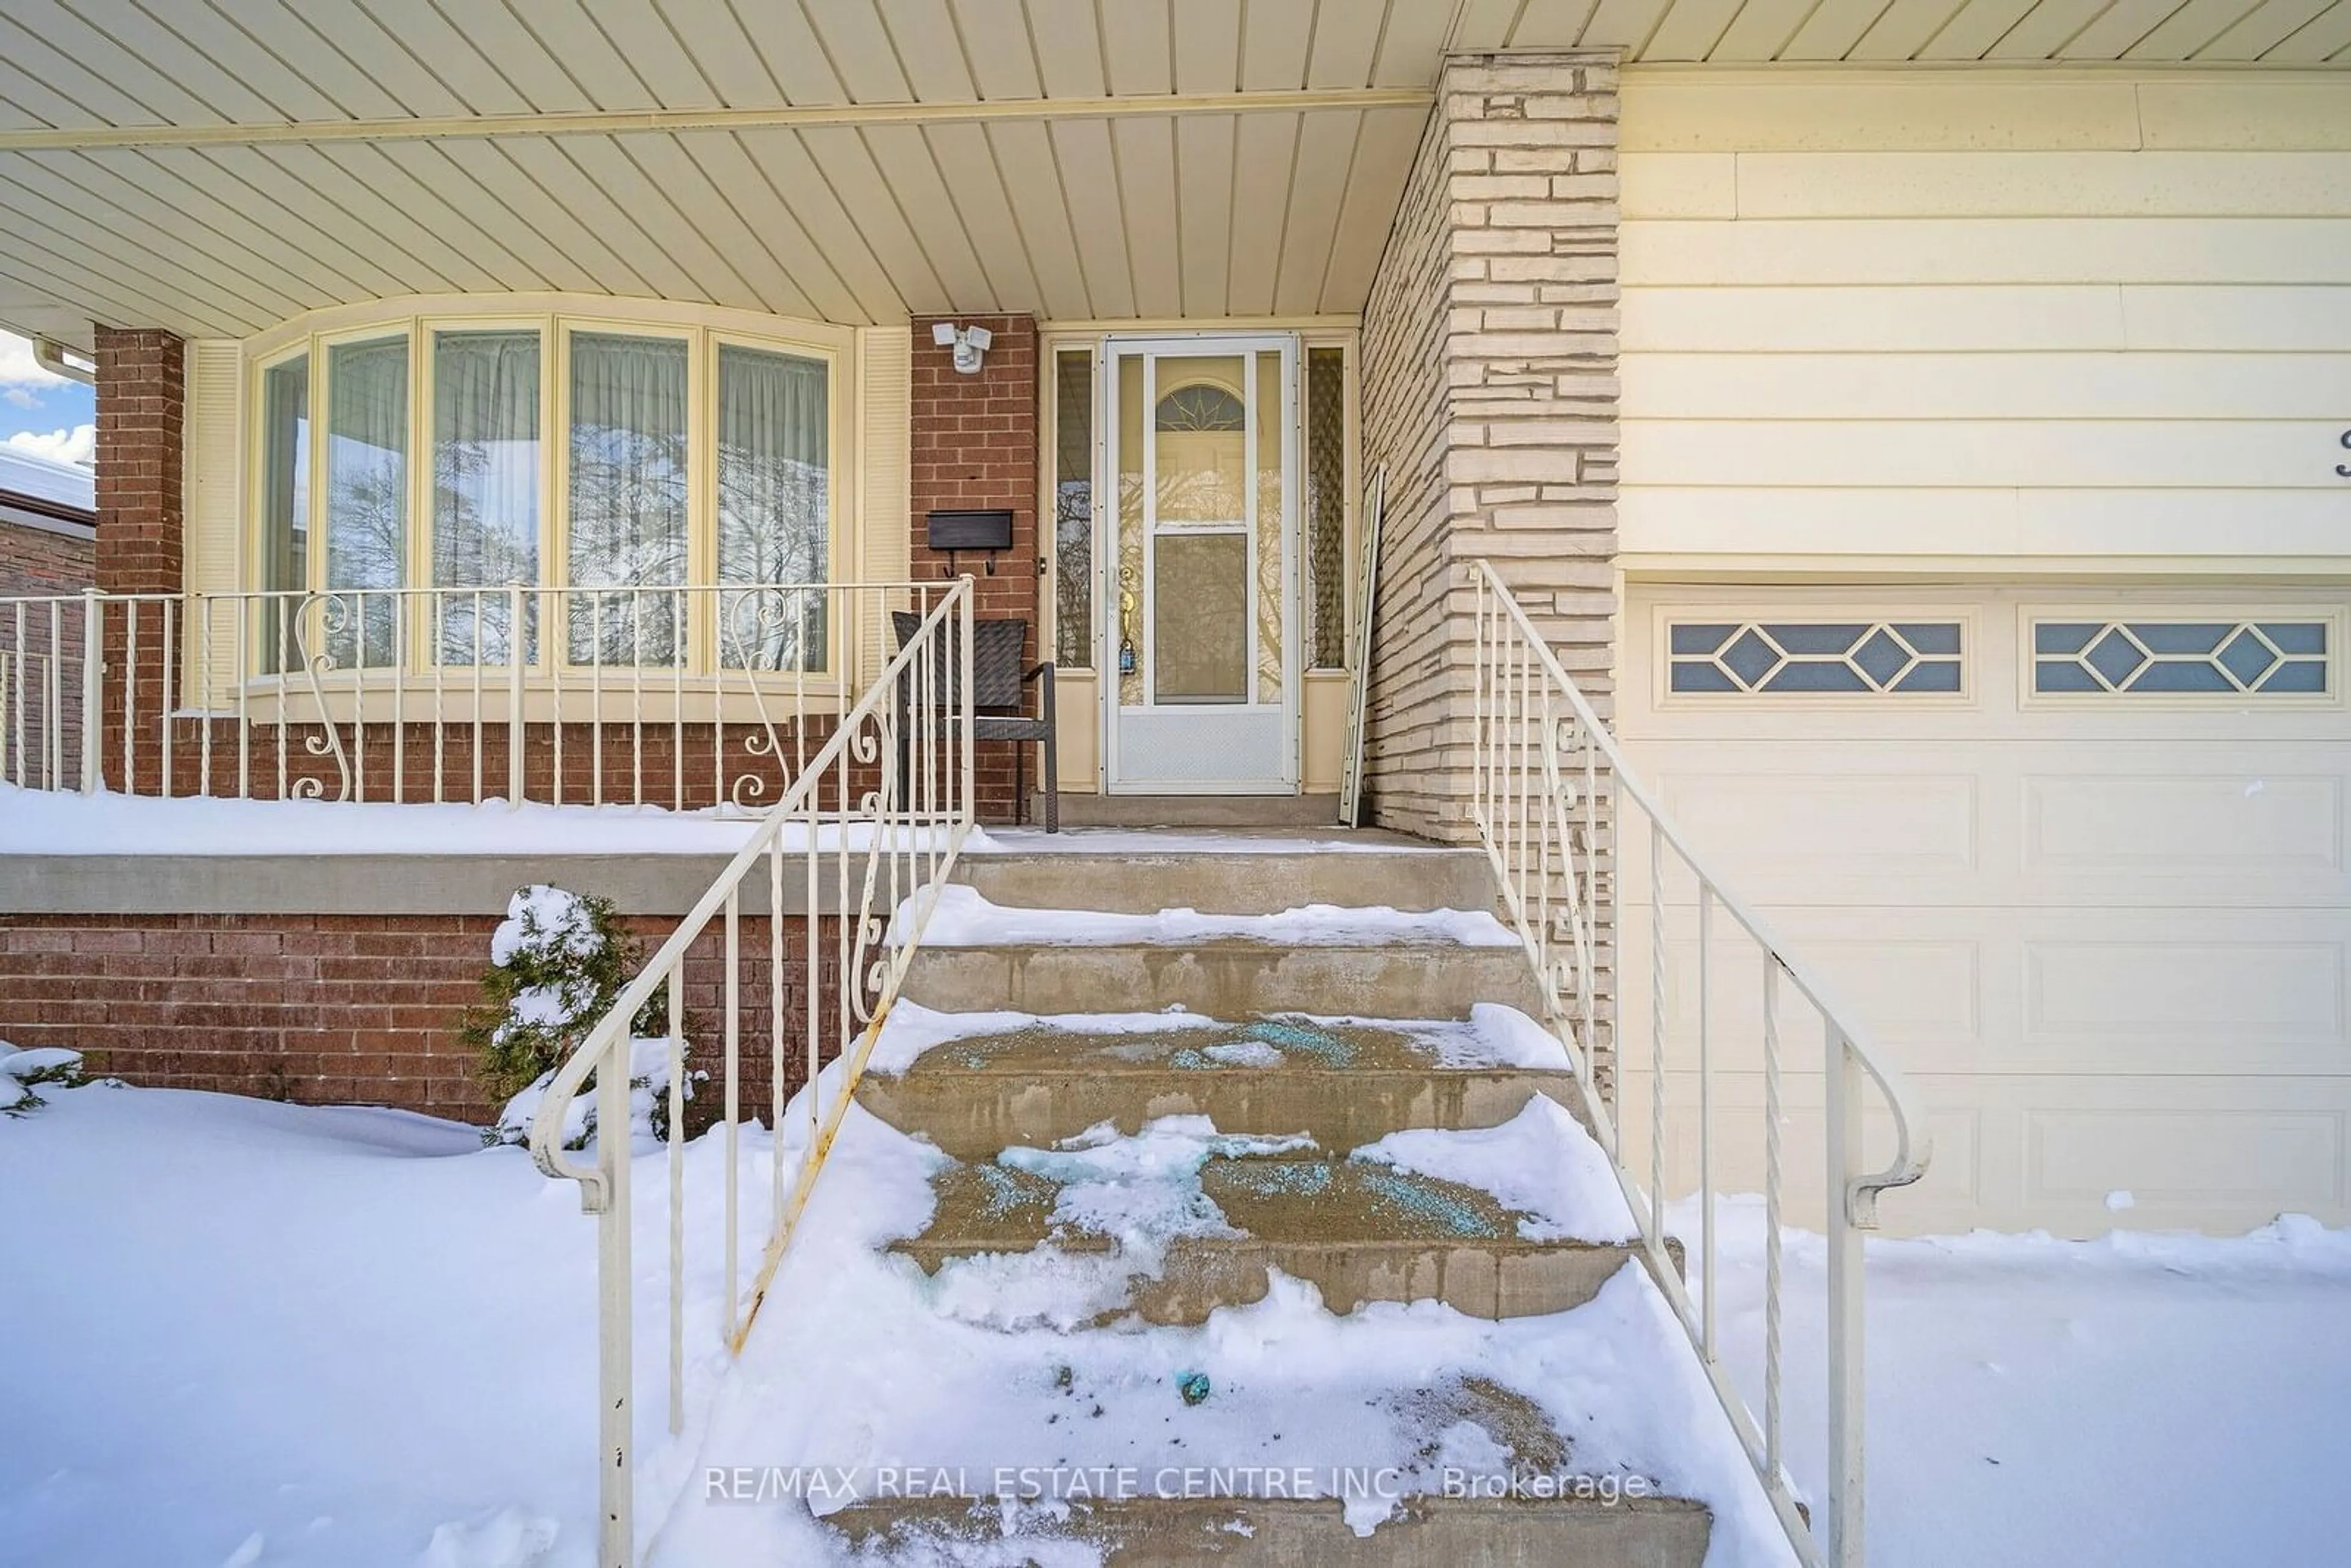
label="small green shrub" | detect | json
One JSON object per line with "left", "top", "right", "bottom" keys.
{"left": 461, "top": 887, "right": 666, "bottom": 1103}
{"left": 1, "top": 1045, "right": 86, "bottom": 1117}
{"left": 463, "top": 886, "right": 691, "bottom": 1150}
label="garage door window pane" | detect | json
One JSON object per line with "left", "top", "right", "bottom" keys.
{"left": 2033, "top": 618, "right": 2330, "bottom": 697}
{"left": 1669, "top": 620, "right": 1963, "bottom": 696}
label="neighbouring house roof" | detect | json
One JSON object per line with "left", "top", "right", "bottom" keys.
{"left": 0, "top": 447, "right": 97, "bottom": 532}
{"left": 0, "top": 0, "right": 2341, "bottom": 350}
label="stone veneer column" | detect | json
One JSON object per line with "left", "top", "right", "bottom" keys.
{"left": 94, "top": 326, "right": 187, "bottom": 794}
{"left": 1358, "top": 51, "right": 1619, "bottom": 842}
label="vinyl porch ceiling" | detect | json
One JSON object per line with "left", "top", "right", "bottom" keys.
{"left": 1, "top": 0, "right": 2346, "bottom": 348}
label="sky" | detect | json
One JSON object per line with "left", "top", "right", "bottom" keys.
{"left": 0, "top": 329, "right": 97, "bottom": 468}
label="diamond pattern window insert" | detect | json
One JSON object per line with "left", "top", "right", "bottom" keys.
{"left": 1668, "top": 621, "right": 1965, "bottom": 695}
{"left": 2033, "top": 620, "right": 2330, "bottom": 696}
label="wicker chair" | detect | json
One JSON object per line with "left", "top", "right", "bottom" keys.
{"left": 890, "top": 612, "right": 1059, "bottom": 832}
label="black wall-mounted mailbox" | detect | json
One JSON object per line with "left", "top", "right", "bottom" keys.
{"left": 925, "top": 508, "right": 1015, "bottom": 575}
{"left": 926, "top": 509, "right": 1014, "bottom": 552}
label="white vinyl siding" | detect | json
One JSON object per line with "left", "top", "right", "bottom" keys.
{"left": 853, "top": 323, "right": 911, "bottom": 688}
{"left": 1617, "top": 75, "right": 2351, "bottom": 572}
{"left": 181, "top": 339, "right": 244, "bottom": 708}
{"left": 1611, "top": 74, "right": 2351, "bottom": 1237}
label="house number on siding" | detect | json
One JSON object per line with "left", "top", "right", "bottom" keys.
{"left": 2338, "top": 429, "right": 2351, "bottom": 478}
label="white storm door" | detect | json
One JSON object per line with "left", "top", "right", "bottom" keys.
{"left": 1100, "top": 337, "right": 1300, "bottom": 794}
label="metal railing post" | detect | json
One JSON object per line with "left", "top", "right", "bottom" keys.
{"left": 507, "top": 581, "right": 528, "bottom": 808}
{"left": 79, "top": 588, "right": 102, "bottom": 794}
{"left": 1825, "top": 1026, "right": 1867, "bottom": 1567}
{"left": 595, "top": 1047, "right": 634, "bottom": 1568}
{"left": 960, "top": 579, "right": 975, "bottom": 827}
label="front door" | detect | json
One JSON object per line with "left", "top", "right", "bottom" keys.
{"left": 1100, "top": 336, "right": 1299, "bottom": 794}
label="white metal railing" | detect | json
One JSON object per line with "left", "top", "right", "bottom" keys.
{"left": 1468, "top": 560, "right": 1929, "bottom": 1568}
{"left": 0, "top": 643, "right": 73, "bottom": 791}
{"left": 0, "top": 582, "right": 935, "bottom": 810}
{"left": 528, "top": 578, "right": 974, "bottom": 1568}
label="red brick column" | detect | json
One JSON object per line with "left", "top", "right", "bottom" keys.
{"left": 93, "top": 327, "right": 186, "bottom": 795}
{"left": 910, "top": 315, "right": 1038, "bottom": 822}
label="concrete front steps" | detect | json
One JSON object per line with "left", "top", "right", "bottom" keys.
{"left": 1029, "top": 792, "right": 1347, "bottom": 828}
{"left": 901, "top": 940, "right": 1544, "bottom": 1019}
{"left": 890, "top": 1135, "right": 1651, "bottom": 1324}
{"left": 853, "top": 1015, "right": 1587, "bottom": 1160}
{"left": 827, "top": 1494, "right": 1713, "bottom": 1567}
{"left": 804, "top": 833, "right": 1728, "bottom": 1566}
{"left": 958, "top": 838, "right": 1494, "bottom": 914}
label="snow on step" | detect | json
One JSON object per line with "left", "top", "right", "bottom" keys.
{"left": 891, "top": 1102, "right": 1647, "bottom": 1325}
{"left": 855, "top": 1003, "right": 1589, "bottom": 1158}
{"left": 909, "top": 884, "right": 1518, "bottom": 948}
{"left": 966, "top": 827, "right": 1454, "bottom": 855}
{"left": 651, "top": 1092, "right": 1794, "bottom": 1567}
{"left": 867, "top": 1002, "right": 1571, "bottom": 1076}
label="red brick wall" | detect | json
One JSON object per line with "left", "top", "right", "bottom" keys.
{"left": 0, "top": 520, "right": 94, "bottom": 785}
{"left": 0, "top": 516, "right": 92, "bottom": 595}
{"left": 94, "top": 327, "right": 185, "bottom": 797}
{"left": 911, "top": 315, "right": 1040, "bottom": 819}
{"left": 0, "top": 913, "right": 852, "bottom": 1125}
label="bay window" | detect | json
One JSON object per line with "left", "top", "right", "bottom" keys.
{"left": 253, "top": 307, "right": 841, "bottom": 677}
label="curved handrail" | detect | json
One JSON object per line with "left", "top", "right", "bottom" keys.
{"left": 525, "top": 583, "right": 970, "bottom": 1208}
{"left": 1467, "top": 558, "right": 1932, "bottom": 1212}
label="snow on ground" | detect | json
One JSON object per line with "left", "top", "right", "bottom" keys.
{"left": 7, "top": 1071, "right": 2351, "bottom": 1567}
{"left": 0, "top": 785, "right": 994, "bottom": 857}
{"left": 910, "top": 883, "right": 1518, "bottom": 947}
{"left": 1679, "top": 1195, "right": 2351, "bottom": 1568}
{"left": 0, "top": 1076, "right": 784, "bottom": 1568}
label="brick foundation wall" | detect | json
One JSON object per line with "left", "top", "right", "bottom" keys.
{"left": 910, "top": 315, "right": 1040, "bottom": 820}
{"left": 0, "top": 913, "right": 852, "bottom": 1125}
{"left": 0, "top": 518, "right": 94, "bottom": 785}
{"left": 1359, "top": 51, "right": 1621, "bottom": 842}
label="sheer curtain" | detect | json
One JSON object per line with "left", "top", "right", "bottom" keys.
{"left": 716, "top": 343, "right": 828, "bottom": 670}
{"left": 324, "top": 336, "right": 408, "bottom": 669}
{"left": 568, "top": 332, "right": 689, "bottom": 665}
{"left": 433, "top": 329, "right": 541, "bottom": 664}
{"left": 259, "top": 358, "right": 309, "bottom": 673}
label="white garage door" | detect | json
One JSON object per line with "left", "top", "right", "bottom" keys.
{"left": 1616, "top": 582, "right": 2350, "bottom": 1237}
